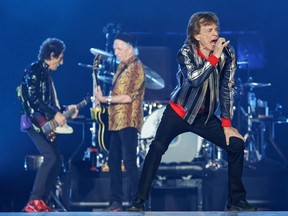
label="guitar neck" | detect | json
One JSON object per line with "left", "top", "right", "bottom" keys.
{"left": 63, "top": 99, "right": 88, "bottom": 119}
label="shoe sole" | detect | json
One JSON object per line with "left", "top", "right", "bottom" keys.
{"left": 225, "top": 207, "right": 257, "bottom": 211}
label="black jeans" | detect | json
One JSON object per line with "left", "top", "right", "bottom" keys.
{"left": 108, "top": 127, "right": 139, "bottom": 204}
{"left": 136, "top": 104, "right": 246, "bottom": 205}
{"left": 27, "top": 128, "right": 62, "bottom": 201}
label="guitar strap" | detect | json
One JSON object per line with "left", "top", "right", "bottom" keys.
{"left": 51, "top": 80, "right": 61, "bottom": 110}
{"left": 48, "top": 74, "right": 61, "bottom": 110}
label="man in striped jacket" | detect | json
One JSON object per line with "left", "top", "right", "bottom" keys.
{"left": 128, "top": 11, "right": 256, "bottom": 212}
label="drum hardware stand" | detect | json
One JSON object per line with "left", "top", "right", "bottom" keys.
{"left": 48, "top": 177, "right": 67, "bottom": 212}
{"left": 137, "top": 137, "right": 150, "bottom": 168}
{"left": 203, "top": 140, "right": 227, "bottom": 169}
{"left": 87, "top": 115, "right": 106, "bottom": 171}
{"left": 192, "top": 139, "right": 209, "bottom": 163}
{"left": 243, "top": 89, "right": 262, "bottom": 163}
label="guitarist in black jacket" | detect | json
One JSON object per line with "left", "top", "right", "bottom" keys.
{"left": 19, "top": 38, "right": 79, "bottom": 212}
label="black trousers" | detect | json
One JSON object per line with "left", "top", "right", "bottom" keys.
{"left": 136, "top": 104, "right": 246, "bottom": 205}
{"left": 27, "top": 128, "right": 62, "bottom": 201}
{"left": 108, "top": 127, "right": 139, "bottom": 204}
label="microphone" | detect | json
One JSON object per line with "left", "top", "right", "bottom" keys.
{"left": 223, "top": 43, "right": 232, "bottom": 58}
{"left": 77, "top": 63, "right": 93, "bottom": 69}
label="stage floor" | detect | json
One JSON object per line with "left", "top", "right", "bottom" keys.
{"left": 0, "top": 211, "right": 287, "bottom": 216}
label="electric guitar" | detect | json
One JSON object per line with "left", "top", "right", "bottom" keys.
{"left": 33, "top": 96, "right": 90, "bottom": 142}
{"left": 92, "top": 54, "right": 110, "bottom": 151}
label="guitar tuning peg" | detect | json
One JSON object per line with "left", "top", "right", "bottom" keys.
{"left": 90, "top": 96, "right": 95, "bottom": 102}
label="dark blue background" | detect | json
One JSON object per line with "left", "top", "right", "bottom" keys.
{"left": 1, "top": 0, "right": 288, "bottom": 211}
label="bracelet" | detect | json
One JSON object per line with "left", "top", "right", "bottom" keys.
{"left": 106, "top": 96, "right": 112, "bottom": 105}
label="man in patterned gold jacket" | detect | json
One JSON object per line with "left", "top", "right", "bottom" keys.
{"left": 94, "top": 33, "right": 145, "bottom": 212}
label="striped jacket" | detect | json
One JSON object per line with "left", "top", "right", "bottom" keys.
{"left": 170, "top": 43, "right": 237, "bottom": 125}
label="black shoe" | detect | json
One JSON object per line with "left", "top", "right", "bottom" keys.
{"left": 225, "top": 200, "right": 257, "bottom": 211}
{"left": 126, "top": 197, "right": 145, "bottom": 212}
{"left": 105, "top": 201, "right": 122, "bottom": 212}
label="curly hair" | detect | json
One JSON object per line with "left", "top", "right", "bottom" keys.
{"left": 38, "top": 38, "right": 66, "bottom": 61}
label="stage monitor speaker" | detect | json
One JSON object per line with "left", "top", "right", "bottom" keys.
{"left": 203, "top": 161, "right": 288, "bottom": 211}
{"left": 61, "top": 162, "right": 130, "bottom": 211}
{"left": 150, "top": 178, "right": 201, "bottom": 211}
{"left": 151, "top": 187, "right": 198, "bottom": 211}
{"left": 242, "top": 160, "right": 288, "bottom": 211}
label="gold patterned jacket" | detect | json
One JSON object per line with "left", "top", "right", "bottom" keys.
{"left": 108, "top": 56, "right": 145, "bottom": 132}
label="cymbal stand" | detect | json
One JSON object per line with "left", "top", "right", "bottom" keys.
{"left": 202, "top": 140, "right": 227, "bottom": 169}
{"left": 243, "top": 88, "right": 262, "bottom": 163}
{"left": 48, "top": 177, "right": 67, "bottom": 212}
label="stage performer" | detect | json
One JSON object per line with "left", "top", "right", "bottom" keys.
{"left": 19, "top": 38, "right": 79, "bottom": 212}
{"left": 94, "top": 33, "right": 145, "bottom": 212}
{"left": 127, "top": 12, "right": 256, "bottom": 212}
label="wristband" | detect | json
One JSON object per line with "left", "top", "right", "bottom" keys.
{"left": 106, "top": 96, "right": 112, "bottom": 105}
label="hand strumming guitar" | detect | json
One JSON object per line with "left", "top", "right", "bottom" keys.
{"left": 54, "top": 112, "right": 66, "bottom": 126}
{"left": 94, "top": 86, "right": 104, "bottom": 105}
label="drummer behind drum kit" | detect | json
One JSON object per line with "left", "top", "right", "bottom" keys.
{"left": 85, "top": 44, "right": 281, "bottom": 170}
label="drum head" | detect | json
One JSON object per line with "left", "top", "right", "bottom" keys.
{"left": 162, "top": 132, "right": 202, "bottom": 163}
{"left": 141, "top": 107, "right": 165, "bottom": 139}
{"left": 140, "top": 106, "right": 203, "bottom": 163}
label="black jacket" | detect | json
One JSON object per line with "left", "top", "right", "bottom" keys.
{"left": 170, "top": 44, "right": 237, "bottom": 125}
{"left": 20, "top": 60, "right": 61, "bottom": 121}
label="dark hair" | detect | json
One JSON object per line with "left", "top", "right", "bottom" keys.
{"left": 38, "top": 38, "right": 66, "bottom": 61}
{"left": 185, "top": 12, "right": 219, "bottom": 46}
{"left": 114, "top": 33, "right": 137, "bottom": 47}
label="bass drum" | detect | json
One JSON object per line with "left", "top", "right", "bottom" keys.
{"left": 140, "top": 106, "right": 203, "bottom": 163}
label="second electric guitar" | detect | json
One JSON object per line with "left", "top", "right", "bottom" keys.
{"left": 92, "top": 54, "right": 110, "bottom": 151}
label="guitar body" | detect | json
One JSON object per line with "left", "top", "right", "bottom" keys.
{"left": 92, "top": 55, "right": 110, "bottom": 152}
{"left": 94, "top": 105, "right": 110, "bottom": 151}
{"left": 32, "top": 112, "right": 58, "bottom": 142}
{"left": 32, "top": 97, "right": 90, "bottom": 142}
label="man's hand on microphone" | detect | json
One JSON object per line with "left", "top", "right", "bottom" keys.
{"left": 213, "top": 37, "right": 230, "bottom": 58}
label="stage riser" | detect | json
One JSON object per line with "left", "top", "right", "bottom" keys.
{"left": 63, "top": 162, "right": 288, "bottom": 211}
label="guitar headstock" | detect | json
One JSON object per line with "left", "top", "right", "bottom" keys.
{"left": 93, "top": 54, "right": 101, "bottom": 71}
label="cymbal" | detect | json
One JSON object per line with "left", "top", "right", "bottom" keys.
{"left": 97, "top": 71, "right": 114, "bottom": 84}
{"left": 143, "top": 65, "right": 165, "bottom": 90}
{"left": 242, "top": 82, "right": 271, "bottom": 88}
{"left": 98, "top": 75, "right": 113, "bottom": 84}
{"left": 97, "top": 65, "right": 165, "bottom": 90}
{"left": 89, "top": 50, "right": 165, "bottom": 89}
{"left": 90, "top": 48, "right": 112, "bottom": 59}
{"left": 237, "top": 61, "right": 248, "bottom": 65}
